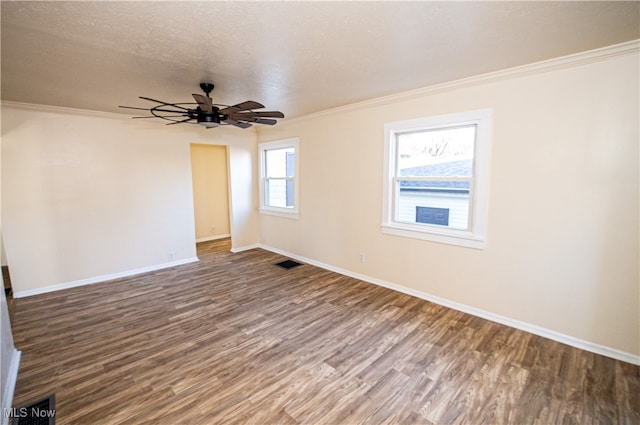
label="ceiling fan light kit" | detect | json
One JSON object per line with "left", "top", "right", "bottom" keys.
{"left": 119, "top": 82, "right": 284, "bottom": 129}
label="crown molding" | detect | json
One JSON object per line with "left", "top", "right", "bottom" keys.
{"left": 1, "top": 100, "right": 130, "bottom": 121}
{"left": 286, "top": 39, "right": 640, "bottom": 124}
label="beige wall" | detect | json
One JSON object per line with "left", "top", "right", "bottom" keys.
{"left": 256, "top": 47, "right": 639, "bottom": 358}
{"left": 190, "top": 144, "right": 231, "bottom": 241}
{"left": 1, "top": 104, "right": 259, "bottom": 295}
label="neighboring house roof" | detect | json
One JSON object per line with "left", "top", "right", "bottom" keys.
{"left": 399, "top": 159, "right": 472, "bottom": 191}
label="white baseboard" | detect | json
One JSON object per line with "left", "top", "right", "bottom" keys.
{"left": 258, "top": 244, "right": 640, "bottom": 366}
{"left": 230, "top": 244, "right": 260, "bottom": 253}
{"left": 1, "top": 348, "right": 21, "bottom": 425}
{"left": 196, "top": 234, "right": 231, "bottom": 243}
{"left": 13, "top": 257, "right": 200, "bottom": 298}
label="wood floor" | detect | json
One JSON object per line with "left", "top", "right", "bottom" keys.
{"left": 10, "top": 239, "right": 639, "bottom": 424}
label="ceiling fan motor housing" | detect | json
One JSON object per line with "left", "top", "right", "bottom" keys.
{"left": 197, "top": 108, "right": 220, "bottom": 127}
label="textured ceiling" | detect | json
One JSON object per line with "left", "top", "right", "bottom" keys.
{"left": 2, "top": 1, "right": 639, "bottom": 120}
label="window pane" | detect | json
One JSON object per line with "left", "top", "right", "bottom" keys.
{"left": 265, "top": 148, "right": 295, "bottom": 178}
{"left": 259, "top": 138, "right": 299, "bottom": 218}
{"left": 397, "top": 180, "right": 470, "bottom": 230}
{"left": 266, "top": 178, "right": 294, "bottom": 208}
{"left": 397, "top": 125, "right": 475, "bottom": 178}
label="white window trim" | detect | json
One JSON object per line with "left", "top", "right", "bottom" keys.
{"left": 258, "top": 137, "right": 300, "bottom": 219}
{"left": 382, "top": 109, "right": 492, "bottom": 249}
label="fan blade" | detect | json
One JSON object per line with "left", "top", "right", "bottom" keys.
{"left": 254, "top": 118, "right": 277, "bottom": 125}
{"left": 236, "top": 100, "right": 265, "bottom": 110}
{"left": 229, "top": 111, "right": 284, "bottom": 120}
{"left": 225, "top": 119, "right": 252, "bottom": 129}
{"left": 192, "top": 94, "right": 213, "bottom": 113}
{"left": 260, "top": 111, "right": 284, "bottom": 118}
{"left": 218, "top": 100, "right": 265, "bottom": 115}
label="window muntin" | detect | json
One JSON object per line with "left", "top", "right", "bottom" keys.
{"left": 383, "top": 109, "right": 491, "bottom": 249}
{"left": 259, "top": 138, "right": 299, "bottom": 219}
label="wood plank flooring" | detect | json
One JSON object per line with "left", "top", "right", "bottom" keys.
{"left": 10, "top": 239, "right": 640, "bottom": 424}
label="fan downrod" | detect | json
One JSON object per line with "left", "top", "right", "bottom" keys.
{"left": 199, "top": 82, "right": 215, "bottom": 97}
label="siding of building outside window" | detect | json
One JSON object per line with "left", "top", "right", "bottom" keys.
{"left": 382, "top": 109, "right": 492, "bottom": 249}
{"left": 397, "top": 190, "right": 470, "bottom": 229}
{"left": 396, "top": 159, "right": 473, "bottom": 229}
{"left": 265, "top": 177, "right": 295, "bottom": 208}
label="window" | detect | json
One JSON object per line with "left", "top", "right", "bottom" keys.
{"left": 259, "top": 138, "right": 299, "bottom": 219}
{"left": 382, "top": 109, "right": 492, "bottom": 249}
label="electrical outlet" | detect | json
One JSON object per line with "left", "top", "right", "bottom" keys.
{"left": 210, "top": 226, "right": 216, "bottom": 234}
{"left": 168, "top": 252, "right": 175, "bottom": 261}
{"left": 359, "top": 252, "right": 365, "bottom": 263}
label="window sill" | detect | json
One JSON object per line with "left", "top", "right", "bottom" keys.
{"left": 259, "top": 207, "right": 299, "bottom": 220}
{"left": 381, "top": 223, "right": 485, "bottom": 249}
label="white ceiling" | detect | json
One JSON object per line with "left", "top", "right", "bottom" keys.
{"left": 2, "top": 1, "right": 639, "bottom": 120}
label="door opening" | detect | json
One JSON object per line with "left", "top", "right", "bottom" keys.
{"left": 190, "top": 144, "right": 232, "bottom": 249}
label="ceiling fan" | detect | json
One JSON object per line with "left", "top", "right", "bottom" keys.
{"left": 119, "top": 82, "right": 284, "bottom": 129}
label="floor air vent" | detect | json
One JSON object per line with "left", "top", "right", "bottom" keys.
{"left": 12, "top": 394, "right": 55, "bottom": 425}
{"left": 275, "top": 259, "right": 303, "bottom": 270}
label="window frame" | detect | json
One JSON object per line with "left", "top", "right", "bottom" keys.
{"left": 382, "top": 109, "right": 492, "bottom": 249}
{"left": 258, "top": 137, "right": 299, "bottom": 219}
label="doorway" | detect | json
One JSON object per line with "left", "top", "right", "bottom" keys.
{"left": 190, "top": 144, "right": 232, "bottom": 245}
